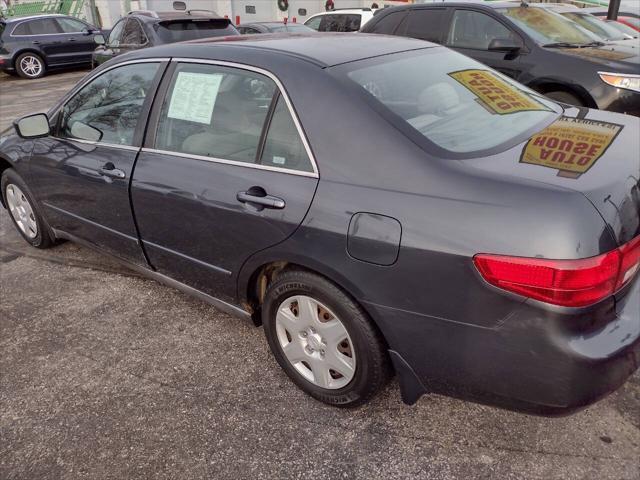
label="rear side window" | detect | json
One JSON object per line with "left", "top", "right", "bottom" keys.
{"left": 368, "top": 11, "right": 406, "bottom": 35}
{"left": 155, "top": 63, "right": 313, "bottom": 173}
{"left": 0, "top": 23, "right": 5, "bottom": 38}
{"left": 155, "top": 20, "right": 238, "bottom": 43}
{"left": 261, "top": 96, "right": 312, "bottom": 172}
{"left": 25, "top": 18, "right": 62, "bottom": 35}
{"left": 59, "top": 62, "right": 160, "bottom": 146}
{"left": 12, "top": 22, "right": 31, "bottom": 35}
{"left": 399, "top": 8, "right": 447, "bottom": 43}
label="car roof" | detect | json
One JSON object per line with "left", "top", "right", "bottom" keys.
{"left": 149, "top": 32, "right": 436, "bottom": 68}
{"left": 308, "top": 8, "right": 373, "bottom": 16}
{"left": 2, "top": 13, "right": 68, "bottom": 24}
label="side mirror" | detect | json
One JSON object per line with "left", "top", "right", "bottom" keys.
{"left": 488, "top": 37, "right": 521, "bottom": 53}
{"left": 14, "top": 113, "right": 50, "bottom": 139}
{"left": 94, "top": 34, "right": 105, "bottom": 45}
{"left": 173, "top": 1, "right": 187, "bottom": 11}
{"left": 70, "top": 121, "right": 103, "bottom": 142}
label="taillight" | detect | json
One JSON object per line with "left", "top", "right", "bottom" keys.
{"left": 474, "top": 235, "right": 640, "bottom": 308}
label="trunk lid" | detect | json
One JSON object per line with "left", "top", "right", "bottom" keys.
{"left": 460, "top": 106, "right": 640, "bottom": 246}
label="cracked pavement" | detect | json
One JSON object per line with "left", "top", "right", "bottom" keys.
{"left": 1, "top": 70, "right": 639, "bottom": 480}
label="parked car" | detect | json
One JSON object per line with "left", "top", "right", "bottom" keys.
{"left": 362, "top": 2, "right": 640, "bottom": 115}
{"left": 1, "top": 34, "right": 639, "bottom": 414}
{"left": 544, "top": 4, "right": 636, "bottom": 43}
{"left": 0, "top": 14, "right": 102, "bottom": 79}
{"left": 584, "top": 7, "right": 640, "bottom": 32}
{"left": 237, "top": 22, "right": 315, "bottom": 34}
{"left": 92, "top": 10, "right": 238, "bottom": 67}
{"left": 304, "top": 8, "right": 376, "bottom": 32}
{"left": 605, "top": 17, "right": 639, "bottom": 39}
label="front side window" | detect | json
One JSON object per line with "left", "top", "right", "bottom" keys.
{"left": 108, "top": 19, "right": 126, "bottom": 46}
{"left": 498, "top": 6, "right": 598, "bottom": 45}
{"left": 155, "top": 63, "right": 312, "bottom": 172}
{"left": 59, "top": 62, "right": 160, "bottom": 145}
{"left": 447, "top": 10, "right": 518, "bottom": 50}
{"left": 334, "top": 49, "right": 559, "bottom": 154}
{"left": 305, "top": 16, "right": 322, "bottom": 30}
{"left": 121, "top": 18, "right": 147, "bottom": 45}
{"left": 56, "top": 17, "right": 87, "bottom": 33}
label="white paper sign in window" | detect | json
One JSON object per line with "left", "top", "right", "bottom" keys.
{"left": 167, "top": 71, "right": 223, "bottom": 124}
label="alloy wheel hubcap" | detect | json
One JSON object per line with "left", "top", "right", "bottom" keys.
{"left": 6, "top": 184, "right": 37, "bottom": 239}
{"left": 275, "top": 295, "right": 356, "bottom": 389}
{"left": 20, "top": 56, "right": 42, "bottom": 77}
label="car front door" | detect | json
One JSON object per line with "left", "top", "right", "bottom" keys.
{"left": 54, "top": 17, "right": 96, "bottom": 64}
{"left": 28, "top": 60, "right": 167, "bottom": 265}
{"left": 92, "top": 18, "right": 126, "bottom": 65}
{"left": 131, "top": 61, "right": 319, "bottom": 303}
{"left": 445, "top": 9, "right": 526, "bottom": 80}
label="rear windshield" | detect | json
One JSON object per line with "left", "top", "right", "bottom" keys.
{"left": 154, "top": 19, "right": 238, "bottom": 43}
{"left": 332, "top": 49, "right": 559, "bottom": 155}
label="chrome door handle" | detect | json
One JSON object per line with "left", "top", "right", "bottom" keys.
{"left": 237, "top": 190, "right": 285, "bottom": 209}
{"left": 99, "top": 163, "right": 126, "bottom": 179}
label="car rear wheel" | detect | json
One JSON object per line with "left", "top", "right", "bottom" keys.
{"left": 1, "top": 169, "right": 55, "bottom": 248}
{"left": 16, "top": 53, "right": 45, "bottom": 79}
{"left": 545, "top": 91, "right": 584, "bottom": 107}
{"left": 262, "top": 269, "right": 391, "bottom": 407}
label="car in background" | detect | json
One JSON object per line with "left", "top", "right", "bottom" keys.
{"left": 237, "top": 22, "right": 315, "bottom": 34}
{"left": 1, "top": 34, "right": 639, "bottom": 414}
{"left": 605, "top": 18, "right": 639, "bottom": 39}
{"left": 304, "top": 8, "right": 376, "bottom": 32}
{"left": 0, "top": 14, "right": 102, "bottom": 79}
{"left": 545, "top": 4, "right": 636, "bottom": 43}
{"left": 92, "top": 9, "right": 238, "bottom": 67}
{"left": 362, "top": 2, "right": 640, "bottom": 115}
{"left": 584, "top": 7, "right": 640, "bottom": 32}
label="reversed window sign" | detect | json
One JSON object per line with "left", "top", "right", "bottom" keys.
{"left": 246, "top": 5, "right": 256, "bottom": 14}
{"left": 167, "top": 71, "right": 223, "bottom": 124}
{"left": 449, "top": 69, "right": 549, "bottom": 115}
{"left": 520, "top": 116, "right": 623, "bottom": 178}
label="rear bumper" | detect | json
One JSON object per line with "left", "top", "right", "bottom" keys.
{"left": 368, "top": 277, "right": 640, "bottom": 415}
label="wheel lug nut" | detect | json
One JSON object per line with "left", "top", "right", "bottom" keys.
{"left": 320, "top": 349, "right": 325, "bottom": 356}
{"left": 301, "top": 331, "right": 308, "bottom": 338}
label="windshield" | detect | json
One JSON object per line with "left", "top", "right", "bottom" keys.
{"left": 333, "top": 49, "right": 559, "bottom": 154}
{"left": 155, "top": 20, "right": 238, "bottom": 43}
{"left": 498, "top": 6, "right": 600, "bottom": 45}
{"left": 562, "top": 12, "right": 629, "bottom": 41}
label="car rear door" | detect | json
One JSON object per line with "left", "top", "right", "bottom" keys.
{"left": 131, "top": 60, "right": 319, "bottom": 303}
{"left": 444, "top": 8, "right": 526, "bottom": 80}
{"left": 28, "top": 59, "right": 168, "bottom": 265}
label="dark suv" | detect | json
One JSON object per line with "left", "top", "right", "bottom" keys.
{"left": 362, "top": 2, "right": 640, "bottom": 116}
{"left": 0, "top": 14, "right": 101, "bottom": 79}
{"left": 92, "top": 10, "right": 238, "bottom": 67}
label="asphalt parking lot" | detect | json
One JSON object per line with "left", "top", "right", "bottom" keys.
{"left": 1, "top": 70, "right": 639, "bottom": 480}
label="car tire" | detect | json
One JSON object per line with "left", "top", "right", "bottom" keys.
{"left": 1, "top": 168, "right": 55, "bottom": 248}
{"left": 262, "top": 269, "right": 391, "bottom": 407}
{"left": 545, "top": 91, "right": 584, "bottom": 107}
{"left": 15, "top": 52, "right": 46, "bottom": 79}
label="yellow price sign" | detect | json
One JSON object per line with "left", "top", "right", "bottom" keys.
{"left": 449, "top": 69, "right": 548, "bottom": 115}
{"left": 520, "top": 116, "right": 623, "bottom": 176}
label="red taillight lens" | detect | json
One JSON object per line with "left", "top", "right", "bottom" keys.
{"left": 474, "top": 236, "right": 640, "bottom": 308}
